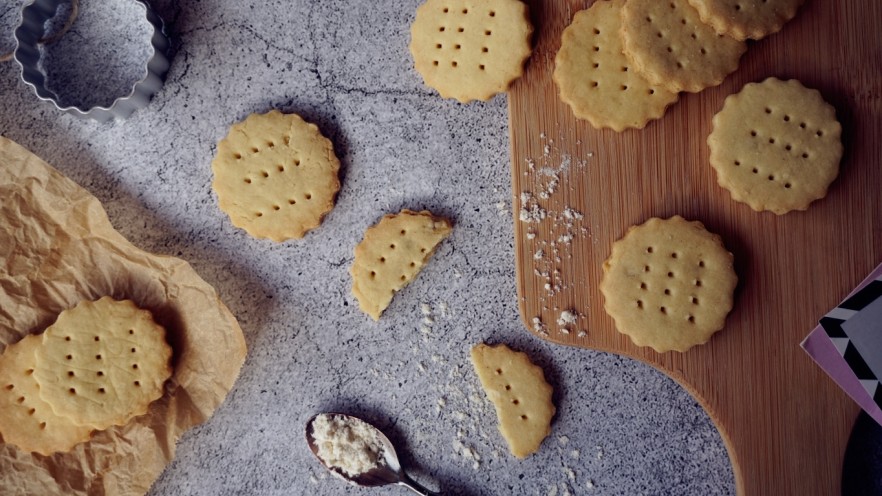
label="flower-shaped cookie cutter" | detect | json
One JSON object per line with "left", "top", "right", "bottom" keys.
{"left": 13, "top": 0, "right": 171, "bottom": 123}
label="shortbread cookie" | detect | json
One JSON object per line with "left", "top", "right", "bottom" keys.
{"left": 470, "top": 343, "right": 554, "bottom": 459}
{"left": 0, "top": 335, "right": 94, "bottom": 455}
{"left": 410, "top": 0, "right": 533, "bottom": 103}
{"left": 351, "top": 210, "right": 452, "bottom": 320}
{"left": 687, "top": 0, "right": 805, "bottom": 41}
{"left": 33, "top": 297, "right": 173, "bottom": 430}
{"left": 621, "top": 0, "right": 746, "bottom": 93}
{"left": 212, "top": 110, "right": 341, "bottom": 242}
{"left": 708, "top": 78, "right": 842, "bottom": 214}
{"left": 600, "top": 216, "right": 737, "bottom": 353}
{"left": 554, "top": 0, "right": 679, "bottom": 131}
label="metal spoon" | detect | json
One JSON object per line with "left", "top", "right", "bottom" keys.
{"left": 305, "top": 413, "right": 439, "bottom": 495}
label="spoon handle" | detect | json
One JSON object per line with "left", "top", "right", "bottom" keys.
{"left": 398, "top": 472, "right": 440, "bottom": 495}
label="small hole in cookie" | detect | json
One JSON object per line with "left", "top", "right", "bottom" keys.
{"left": 646, "top": 246, "right": 653, "bottom": 253}
{"left": 734, "top": 160, "right": 741, "bottom": 166}
{"left": 667, "top": 271, "right": 674, "bottom": 278}
{"left": 66, "top": 354, "right": 72, "bottom": 360}
{"left": 620, "top": 85, "right": 628, "bottom": 91}
{"left": 26, "top": 369, "right": 33, "bottom": 375}
{"left": 593, "top": 46, "right": 599, "bottom": 52}
{"left": 68, "top": 371, "right": 75, "bottom": 377}
{"left": 666, "top": 47, "right": 673, "bottom": 53}
{"left": 494, "top": 368, "right": 503, "bottom": 375}
{"left": 278, "top": 165, "right": 285, "bottom": 172}
{"left": 479, "top": 64, "right": 485, "bottom": 71}
{"left": 305, "top": 193, "right": 312, "bottom": 200}
{"left": 391, "top": 244, "right": 396, "bottom": 249}
{"left": 295, "top": 159, "right": 301, "bottom": 166}
{"left": 660, "top": 306, "right": 667, "bottom": 314}
{"left": 289, "top": 199, "right": 296, "bottom": 205}
{"left": 96, "top": 354, "right": 102, "bottom": 360}
{"left": 505, "top": 385, "right": 511, "bottom": 390}
{"left": 690, "top": 33, "right": 697, "bottom": 39}
{"left": 676, "top": 62, "right": 683, "bottom": 68}
{"left": 752, "top": 168, "right": 759, "bottom": 174}
{"left": 16, "top": 396, "right": 24, "bottom": 403}
{"left": 785, "top": 182, "right": 792, "bottom": 189}
{"left": 664, "top": 289, "right": 671, "bottom": 295}
{"left": 455, "top": 44, "right": 461, "bottom": 50}
{"left": 591, "top": 81, "right": 598, "bottom": 88}
{"left": 98, "top": 388, "right": 105, "bottom": 394}
{"left": 380, "top": 257, "right": 386, "bottom": 263}
{"left": 799, "top": 122, "right": 807, "bottom": 128}
{"left": 644, "top": 265, "right": 650, "bottom": 272}
{"left": 637, "top": 300, "right": 644, "bottom": 308}
{"left": 435, "top": 43, "right": 442, "bottom": 49}
{"left": 646, "top": 16, "right": 652, "bottom": 22}
{"left": 462, "top": 8, "right": 468, "bottom": 13}
{"left": 410, "top": 262, "right": 416, "bottom": 267}
{"left": 816, "top": 130, "right": 823, "bottom": 137}
{"left": 421, "top": 248, "right": 427, "bottom": 253}
{"left": 251, "top": 147, "right": 259, "bottom": 153}
{"left": 39, "top": 422, "right": 46, "bottom": 430}
{"left": 452, "top": 61, "right": 458, "bottom": 67}
{"left": 681, "top": 18, "right": 686, "bottom": 24}
{"left": 131, "top": 347, "right": 136, "bottom": 353}
{"left": 370, "top": 271, "right": 376, "bottom": 278}
{"left": 256, "top": 212, "right": 263, "bottom": 217}
{"left": 648, "top": 89, "right": 655, "bottom": 95}
{"left": 700, "top": 48, "right": 707, "bottom": 55}
{"left": 784, "top": 115, "right": 790, "bottom": 121}
{"left": 769, "top": 138, "right": 775, "bottom": 144}
{"left": 273, "top": 205, "right": 281, "bottom": 211}
{"left": 489, "top": 11, "right": 495, "bottom": 17}
{"left": 765, "top": 108, "right": 772, "bottom": 114}
{"left": 262, "top": 171, "right": 269, "bottom": 178}
{"left": 69, "top": 388, "right": 76, "bottom": 395}
{"left": 400, "top": 229, "right": 406, "bottom": 235}
{"left": 698, "top": 260, "right": 705, "bottom": 268}
{"left": 485, "top": 30, "right": 491, "bottom": 35}
{"left": 691, "top": 297, "right": 699, "bottom": 305}
{"left": 267, "top": 141, "right": 275, "bottom": 148}
{"left": 443, "top": 7, "right": 448, "bottom": 13}
{"left": 439, "top": 26, "right": 445, "bottom": 32}
{"left": 512, "top": 399, "right": 519, "bottom": 405}
{"left": 669, "top": 2, "right": 675, "bottom": 8}
{"left": 134, "top": 381, "right": 141, "bottom": 387}
{"left": 735, "top": 4, "right": 742, "bottom": 10}
{"left": 750, "top": 130, "right": 757, "bottom": 137}
{"left": 97, "top": 371, "right": 104, "bottom": 377}
{"left": 521, "top": 415, "right": 528, "bottom": 420}
{"left": 785, "top": 145, "right": 792, "bottom": 151}
{"left": 482, "top": 46, "right": 488, "bottom": 53}
{"left": 65, "top": 336, "right": 71, "bottom": 341}
{"left": 400, "top": 275, "right": 407, "bottom": 281}
{"left": 244, "top": 178, "right": 252, "bottom": 184}
{"left": 593, "top": 28, "right": 600, "bottom": 35}
{"left": 233, "top": 153, "right": 242, "bottom": 160}
{"left": 768, "top": 174, "right": 775, "bottom": 181}
{"left": 433, "top": 61, "right": 439, "bottom": 66}
{"left": 695, "top": 280, "right": 703, "bottom": 287}
{"left": 802, "top": 153, "right": 809, "bottom": 158}
{"left": 133, "top": 364, "right": 138, "bottom": 370}
{"left": 688, "top": 315, "right": 695, "bottom": 323}
{"left": 671, "top": 252, "right": 678, "bottom": 259}
{"left": 28, "top": 408, "right": 35, "bottom": 415}
{"left": 457, "top": 27, "right": 464, "bottom": 32}
{"left": 621, "top": 66, "right": 628, "bottom": 72}
{"left": 640, "top": 282, "right": 647, "bottom": 290}
{"left": 592, "top": 63, "right": 599, "bottom": 69}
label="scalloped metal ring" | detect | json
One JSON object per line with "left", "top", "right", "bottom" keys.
{"left": 13, "top": 0, "right": 171, "bottom": 123}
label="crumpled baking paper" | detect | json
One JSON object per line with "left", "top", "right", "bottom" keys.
{"left": 0, "top": 136, "right": 247, "bottom": 495}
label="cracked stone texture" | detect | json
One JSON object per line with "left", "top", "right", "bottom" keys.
{"left": 1, "top": 1, "right": 879, "bottom": 495}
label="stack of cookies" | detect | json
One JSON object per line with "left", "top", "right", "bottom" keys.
{"left": 554, "top": 0, "right": 804, "bottom": 131}
{"left": 0, "top": 297, "right": 172, "bottom": 455}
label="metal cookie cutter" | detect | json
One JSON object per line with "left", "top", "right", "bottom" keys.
{"left": 13, "top": 0, "right": 171, "bottom": 123}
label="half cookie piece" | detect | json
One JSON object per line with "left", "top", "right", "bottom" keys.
{"left": 351, "top": 210, "right": 452, "bottom": 320}
{"left": 554, "top": 0, "right": 678, "bottom": 131}
{"left": 0, "top": 335, "right": 94, "bottom": 455}
{"left": 470, "top": 343, "right": 555, "bottom": 459}
{"left": 687, "top": 0, "right": 805, "bottom": 41}
{"left": 212, "top": 110, "right": 341, "bottom": 242}
{"left": 600, "top": 216, "right": 737, "bottom": 353}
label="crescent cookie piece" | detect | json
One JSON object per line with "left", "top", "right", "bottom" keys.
{"left": 351, "top": 210, "right": 452, "bottom": 320}
{"left": 686, "top": 0, "right": 805, "bottom": 41}
{"left": 33, "top": 297, "right": 173, "bottom": 431}
{"left": 410, "top": 0, "right": 533, "bottom": 103}
{"left": 620, "top": 0, "right": 746, "bottom": 93}
{"left": 0, "top": 335, "right": 94, "bottom": 455}
{"left": 600, "top": 216, "right": 737, "bottom": 353}
{"left": 553, "top": 0, "right": 679, "bottom": 131}
{"left": 470, "top": 343, "right": 555, "bottom": 459}
{"left": 708, "top": 78, "right": 842, "bottom": 215}
{"left": 212, "top": 110, "right": 341, "bottom": 242}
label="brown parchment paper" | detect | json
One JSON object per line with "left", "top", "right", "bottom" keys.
{"left": 0, "top": 136, "right": 247, "bottom": 495}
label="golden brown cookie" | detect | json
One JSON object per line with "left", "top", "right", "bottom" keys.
{"left": 410, "top": 0, "right": 533, "bottom": 102}
{"left": 620, "top": 0, "right": 747, "bottom": 93}
{"left": 470, "top": 343, "right": 555, "bottom": 459}
{"left": 212, "top": 110, "right": 341, "bottom": 242}
{"left": 351, "top": 210, "right": 452, "bottom": 320}
{"left": 33, "top": 297, "right": 173, "bottom": 430}
{"left": 554, "top": 0, "right": 679, "bottom": 131}
{"left": 708, "top": 78, "right": 842, "bottom": 214}
{"left": 0, "top": 335, "right": 94, "bottom": 455}
{"left": 687, "top": 0, "right": 805, "bottom": 41}
{"left": 600, "top": 216, "right": 737, "bottom": 353}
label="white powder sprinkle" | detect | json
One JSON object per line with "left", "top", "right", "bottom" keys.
{"left": 420, "top": 303, "right": 432, "bottom": 315}
{"left": 557, "top": 310, "right": 578, "bottom": 327}
{"left": 563, "top": 466, "right": 576, "bottom": 482}
{"left": 586, "top": 479, "right": 595, "bottom": 489}
{"left": 534, "top": 249, "right": 545, "bottom": 260}
{"left": 527, "top": 232, "right": 536, "bottom": 240}
{"left": 558, "top": 435, "right": 569, "bottom": 446}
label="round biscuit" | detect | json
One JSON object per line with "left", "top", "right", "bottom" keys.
{"left": 621, "top": 0, "right": 746, "bottom": 93}
{"left": 708, "top": 78, "right": 842, "bottom": 214}
{"left": 600, "top": 216, "right": 737, "bottom": 353}
{"left": 212, "top": 110, "right": 341, "bottom": 242}
{"left": 554, "top": 0, "right": 679, "bottom": 131}
{"left": 409, "top": 0, "right": 533, "bottom": 103}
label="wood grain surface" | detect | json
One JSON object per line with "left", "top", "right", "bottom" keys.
{"left": 508, "top": 0, "right": 881, "bottom": 493}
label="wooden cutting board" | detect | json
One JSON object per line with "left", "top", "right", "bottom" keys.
{"left": 508, "top": 1, "right": 881, "bottom": 493}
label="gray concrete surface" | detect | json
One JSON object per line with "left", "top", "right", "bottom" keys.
{"left": 0, "top": 0, "right": 877, "bottom": 495}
